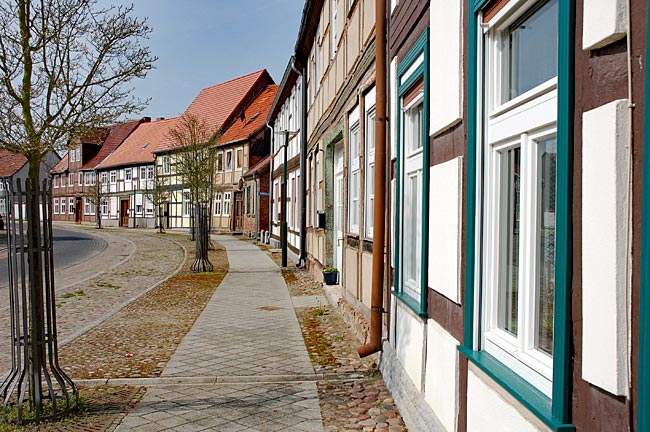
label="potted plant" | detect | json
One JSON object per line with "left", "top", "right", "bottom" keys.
{"left": 322, "top": 267, "right": 339, "bottom": 285}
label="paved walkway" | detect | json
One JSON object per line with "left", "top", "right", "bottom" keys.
{"left": 116, "top": 236, "right": 324, "bottom": 432}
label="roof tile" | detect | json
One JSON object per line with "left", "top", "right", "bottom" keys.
{"left": 0, "top": 150, "right": 28, "bottom": 177}
{"left": 219, "top": 85, "right": 279, "bottom": 145}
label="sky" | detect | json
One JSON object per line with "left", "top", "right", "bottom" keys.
{"left": 116, "top": 0, "right": 305, "bottom": 119}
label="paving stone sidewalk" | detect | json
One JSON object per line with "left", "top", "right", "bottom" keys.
{"left": 116, "top": 236, "right": 324, "bottom": 432}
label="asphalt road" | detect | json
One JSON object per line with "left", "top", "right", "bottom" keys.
{"left": 0, "top": 227, "right": 107, "bottom": 288}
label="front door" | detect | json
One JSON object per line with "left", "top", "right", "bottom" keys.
{"left": 75, "top": 197, "right": 83, "bottom": 224}
{"left": 233, "top": 191, "right": 243, "bottom": 231}
{"left": 120, "top": 199, "right": 129, "bottom": 227}
{"left": 333, "top": 144, "right": 344, "bottom": 273}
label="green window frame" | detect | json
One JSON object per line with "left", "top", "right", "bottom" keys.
{"left": 392, "top": 29, "right": 430, "bottom": 317}
{"left": 459, "top": 0, "right": 574, "bottom": 430}
{"left": 638, "top": 0, "right": 650, "bottom": 429}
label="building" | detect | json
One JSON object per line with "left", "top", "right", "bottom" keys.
{"left": 96, "top": 117, "right": 178, "bottom": 228}
{"left": 51, "top": 120, "right": 144, "bottom": 224}
{"left": 0, "top": 149, "right": 61, "bottom": 219}
{"left": 154, "top": 70, "right": 275, "bottom": 231}
{"left": 241, "top": 155, "right": 271, "bottom": 238}
{"left": 267, "top": 58, "right": 304, "bottom": 260}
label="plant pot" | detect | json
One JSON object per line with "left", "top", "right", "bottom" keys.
{"left": 323, "top": 270, "right": 339, "bottom": 285}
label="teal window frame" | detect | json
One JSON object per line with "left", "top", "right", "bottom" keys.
{"left": 459, "top": 1, "right": 575, "bottom": 430}
{"left": 638, "top": 1, "right": 650, "bottom": 429}
{"left": 392, "top": 29, "right": 430, "bottom": 318}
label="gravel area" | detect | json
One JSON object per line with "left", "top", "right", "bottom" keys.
{"left": 59, "top": 238, "right": 228, "bottom": 380}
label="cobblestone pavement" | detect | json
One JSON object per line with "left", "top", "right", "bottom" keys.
{"left": 116, "top": 236, "right": 324, "bottom": 431}
{"left": 0, "top": 223, "right": 185, "bottom": 381}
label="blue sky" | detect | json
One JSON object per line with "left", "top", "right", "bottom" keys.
{"left": 119, "top": 1, "right": 305, "bottom": 119}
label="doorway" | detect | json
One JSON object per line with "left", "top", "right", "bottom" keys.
{"left": 120, "top": 198, "right": 129, "bottom": 227}
{"left": 75, "top": 197, "right": 82, "bottom": 224}
{"left": 233, "top": 191, "right": 243, "bottom": 232}
{"left": 333, "top": 144, "right": 344, "bottom": 274}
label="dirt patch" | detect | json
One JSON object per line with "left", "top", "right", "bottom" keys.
{"left": 58, "top": 237, "right": 228, "bottom": 380}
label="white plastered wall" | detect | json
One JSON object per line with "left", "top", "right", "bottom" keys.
{"left": 428, "top": 157, "right": 462, "bottom": 303}
{"left": 394, "top": 299, "right": 425, "bottom": 391}
{"left": 429, "top": 0, "right": 462, "bottom": 136}
{"left": 581, "top": 99, "right": 630, "bottom": 396}
{"left": 424, "top": 319, "right": 459, "bottom": 432}
{"left": 582, "top": 0, "right": 627, "bottom": 50}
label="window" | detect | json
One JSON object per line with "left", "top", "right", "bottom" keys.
{"left": 77, "top": 172, "right": 82, "bottom": 186}
{"left": 245, "top": 186, "right": 250, "bottom": 215}
{"left": 183, "top": 191, "right": 191, "bottom": 216}
{"left": 125, "top": 168, "right": 132, "bottom": 181}
{"left": 216, "top": 152, "right": 224, "bottom": 172}
{"left": 136, "top": 204, "right": 143, "bottom": 214}
{"left": 474, "top": 0, "right": 559, "bottom": 398}
{"left": 365, "top": 87, "right": 376, "bottom": 238}
{"left": 68, "top": 198, "right": 74, "bottom": 214}
{"left": 84, "top": 198, "right": 94, "bottom": 215}
{"left": 110, "top": 171, "right": 116, "bottom": 183}
{"left": 61, "top": 174, "right": 66, "bottom": 187}
{"left": 162, "top": 155, "right": 171, "bottom": 174}
{"left": 223, "top": 192, "right": 231, "bottom": 216}
{"left": 145, "top": 200, "right": 154, "bottom": 215}
{"left": 394, "top": 30, "right": 429, "bottom": 316}
{"left": 140, "top": 166, "right": 146, "bottom": 180}
{"left": 226, "top": 150, "right": 233, "bottom": 171}
{"left": 54, "top": 198, "right": 59, "bottom": 214}
{"left": 54, "top": 176, "right": 59, "bottom": 188}
{"left": 214, "top": 192, "right": 222, "bottom": 216}
{"left": 101, "top": 198, "right": 108, "bottom": 215}
{"left": 236, "top": 148, "right": 243, "bottom": 170}
{"left": 348, "top": 109, "right": 360, "bottom": 234}
{"left": 68, "top": 173, "right": 73, "bottom": 186}
{"left": 147, "top": 166, "right": 154, "bottom": 179}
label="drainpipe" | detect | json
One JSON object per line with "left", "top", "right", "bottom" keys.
{"left": 254, "top": 171, "right": 259, "bottom": 241}
{"left": 266, "top": 122, "right": 274, "bottom": 242}
{"left": 358, "top": 0, "right": 387, "bottom": 358}
{"left": 291, "top": 58, "right": 308, "bottom": 267}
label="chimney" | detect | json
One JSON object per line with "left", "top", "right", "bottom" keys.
{"left": 156, "top": 117, "right": 166, "bottom": 121}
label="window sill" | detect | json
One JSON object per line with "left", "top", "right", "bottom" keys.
{"left": 458, "top": 346, "right": 574, "bottom": 432}
{"left": 391, "top": 290, "right": 427, "bottom": 318}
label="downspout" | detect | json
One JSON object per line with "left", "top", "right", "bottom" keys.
{"left": 266, "top": 122, "right": 274, "bottom": 242}
{"left": 291, "top": 57, "right": 308, "bottom": 267}
{"left": 358, "top": 0, "right": 387, "bottom": 357}
{"left": 254, "top": 171, "right": 259, "bottom": 241}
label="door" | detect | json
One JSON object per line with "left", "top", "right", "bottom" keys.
{"left": 120, "top": 199, "right": 129, "bottom": 227}
{"left": 234, "top": 191, "right": 243, "bottom": 231}
{"left": 75, "top": 197, "right": 83, "bottom": 224}
{"left": 333, "top": 144, "right": 344, "bottom": 273}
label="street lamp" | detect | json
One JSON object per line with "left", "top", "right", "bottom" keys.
{"left": 273, "top": 130, "right": 299, "bottom": 268}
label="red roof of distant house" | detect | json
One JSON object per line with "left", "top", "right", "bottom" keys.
{"left": 82, "top": 119, "right": 144, "bottom": 169}
{"left": 184, "top": 70, "right": 270, "bottom": 133}
{"left": 243, "top": 155, "right": 270, "bottom": 178}
{"left": 0, "top": 150, "right": 28, "bottom": 177}
{"left": 220, "top": 85, "right": 279, "bottom": 146}
{"left": 51, "top": 153, "right": 69, "bottom": 173}
{"left": 99, "top": 118, "right": 179, "bottom": 169}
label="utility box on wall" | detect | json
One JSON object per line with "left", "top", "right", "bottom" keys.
{"left": 317, "top": 210, "right": 326, "bottom": 229}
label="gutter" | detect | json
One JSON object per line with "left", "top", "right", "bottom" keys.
{"left": 358, "top": 0, "right": 387, "bottom": 358}
{"left": 266, "top": 122, "right": 275, "bottom": 241}
{"left": 291, "top": 58, "right": 308, "bottom": 267}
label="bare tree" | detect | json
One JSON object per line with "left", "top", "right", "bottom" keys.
{"left": 167, "top": 113, "right": 218, "bottom": 270}
{"left": 84, "top": 170, "right": 108, "bottom": 229}
{"left": 0, "top": 0, "right": 155, "bottom": 421}
{"left": 144, "top": 164, "right": 170, "bottom": 234}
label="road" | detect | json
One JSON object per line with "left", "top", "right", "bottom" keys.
{"left": 0, "top": 226, "right": 107, "bottom": 288}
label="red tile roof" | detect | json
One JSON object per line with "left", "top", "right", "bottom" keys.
{"left": 50, "top": 153, "right": 69, "bottom": 173}
{"left": 98, "top": 118, "right": 179, "bottom": 169}
{"left": 0, "top": 150, "right": 28, "bottom": 177}
{"left": 82, "top": 119, "right": 144, "bottom": 169}
{"left": 220, "top": 85, "right": 279, "bottom": 145}
{"left": 243, "top": 155, "right": 270, "bottom": 177}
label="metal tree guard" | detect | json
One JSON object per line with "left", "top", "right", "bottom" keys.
{"left": 0, "top": 179, "right": 77, "bottom": 424}
{"left": 191, "top": 202, "right": 213, "bottom": 272}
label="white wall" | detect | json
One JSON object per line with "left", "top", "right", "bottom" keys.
{"left": 394, "top": 299, "right": 425, "bottom": 391}
{"left": 581, "top": 99, "right": 630, "bottom": 396}
{"left": 424, "top": 319, "right": 459, "bottom": 432}
{"left": 467, "top": 367, "right": 549, "bottom": 432}
{"left": 582, "top": 0, "right": 627, "bottom": 50}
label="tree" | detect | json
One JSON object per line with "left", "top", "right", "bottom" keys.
{"left": 144, "top": 164, "right": 170, "bottom": 234}
{"left": 167, "top": 113, "right": 219, "bottom": 270}
{"left": 0, "top": 0, "right": 155, "bottom": 422}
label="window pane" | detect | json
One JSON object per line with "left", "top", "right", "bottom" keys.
{"left": 500, "top": 147, "right": 521, "bottom": 336}
{"left": 508, "top": 0, "right": 558, "bottom": 100}
{"left": 537, "top": 137, "right": 557, "bottom": 355}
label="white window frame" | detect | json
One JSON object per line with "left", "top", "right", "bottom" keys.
{"left": 140, "top": 166, "right": 146, "bottom": 180}
{"left": 478, "top": 0, "right": 559, "bottom": 397}
{"left": 348, "top": 109, "right": 360, "bottom": 235}
{"left": 54, "top": 176, "right": 59, "bottom": 188}
{"left": 68, "top": 198, "right": 74, "bottom": 214}
{"left": 214, "top": 192, "right": 222, "bottom": 216}
{"left": 365, "top": 87, "right": 376, "bottom": 238}
{"left": 216, "top": 151, "right": 224, "bottom": 173}
{"left": 182, "top": 191, "right": 191, "bottom": 217}
{"left": 147, "top": 166, "right": 154, "bottom": 179}
{"left": 125, "top": 168, "right": 132, "bottom": 181}
{"left": 223, "top": 192, "right": 231, "bottom": 216}
{"left": 236, "top": 147, "right": 243, "bottom": 170}
{"left": 162, "top": 155, "right": 171, "bottom": 174}
{"left": 110, "top": 171, "right": 116, "bottom": 183}
{"left": 68, "top": 173, "right": 74, "bottom": 186}
{"left": 101, "top": 198, "right": 108, "bottom": 215}
{"left": 226, "top": 150, "right": 233, "bottom": 172}
{"left": 53, "top": 198, "right": 59, "bottom": 214}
